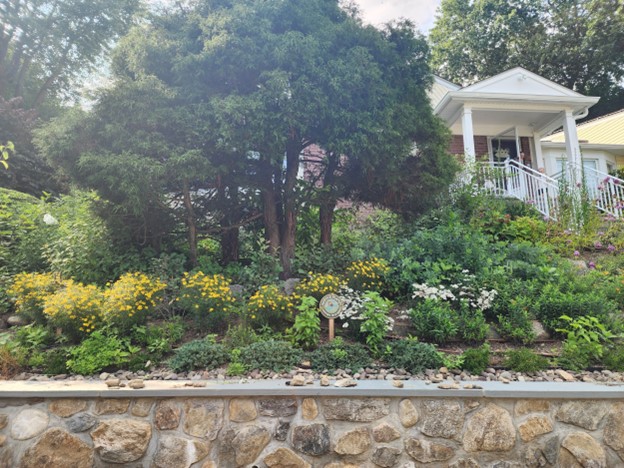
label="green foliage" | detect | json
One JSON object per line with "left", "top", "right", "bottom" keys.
{"left": 556, "top": 315, "right": 618, "bottom": 370}
{"left": 496, "top": 302, "right": 536, "bottom": 345}
{"left": 536, "top": 285, "right": 618, "bottom": 333}
{"left": 307, "top": 338, "right": 372, "bottom": 372}
{"left": 239, "top": 340, "right": 303, "bottom": 373}
{"left": 43, "top": 191, "right": 142, "bottom": 285}
{"left": 15, "top": 324, "right": 53, "bottom": 352}
{"left": 504, "top": 348, "right": 550, "bottom": 373}
{"left": 226, "top": 348, "right": 246, "bottom": 376}
{"left": 131, "top": 318, "right": 185, "bottom": 359}
{"left": 462, "top": 344, "right": 491, "bottom": 375}
{"left": 386, "top": 220, "right": 503, "bottom": 299}
{"left": 223, "top": 324, "right": 259, "bottom": 351}
{"left": 66, "top": 331, "right": 139, "bottom": 375}
{"left": 603, "top": 347, "right": 624, "bottom": 372}
{"left": 409, "top": 299, "right": 457, "bottom": 344}
{"left": 438, "top": 352, "right": 465, "bottom": 370}
{"left": 290, "top": 296, "right": 320, "bottom": 350}
{"left": 456, "top": 305, "right": 488, "bottom": 343}
{"left": 38, "top": 348, "right": 68, "bottom": 375}
{"left": 167, "top": 339, "right": 228, "bottom": 372}
{"left": 385, "top": 339, "right": 443, "bottom": 374}
{"left": 359, "top": 292, "right": 393, "bottom": 357}
{"left": 430, "top": 0, "right": 624, "bottom": 116}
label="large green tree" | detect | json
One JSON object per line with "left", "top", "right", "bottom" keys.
{"left": 0, "top": 0, "right": 141, "bottom": 194}
{"left": 39, "top": 0, "right": 455, "bottom": 276}
{"left": 430, "top": 0, "right": 624, "bottom": 116}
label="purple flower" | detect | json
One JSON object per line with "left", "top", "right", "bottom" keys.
{"left": 594, "top": 241, "right": 603, "bottom": 249}
{"left": 608, "top": 244, "right": 616, "bottom": 252}
{"left": 573, "top": 250, "right": 580, "bottom": 257}
{"left": 589, "top": 261, "right": 596, "bottom": 269}
{"left": 598, "top": 231, "right": 604, "bottom": 236}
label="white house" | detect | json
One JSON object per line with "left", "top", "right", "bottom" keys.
{"left": 430, "top": 67, "right": 624, "bottom": 219}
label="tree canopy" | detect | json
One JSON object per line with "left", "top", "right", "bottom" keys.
{"left": 37, "top": 0, "right": 456, "bottom": 276}
{"left": 0, "top": 0, "right": 141, "bottom": 194}
{"left": 429, "top": 0, "right": 624, "bottom": 116}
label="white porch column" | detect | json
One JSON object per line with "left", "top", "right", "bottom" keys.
{"left": 461, "top": 107, "right": 476, "bottom": 164}
{"left": 562, "top": 110, "right": 583, "bottom": 183}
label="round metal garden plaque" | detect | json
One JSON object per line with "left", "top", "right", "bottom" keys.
{"left": 319, "top": 293, "right": 344, "bottom": 319}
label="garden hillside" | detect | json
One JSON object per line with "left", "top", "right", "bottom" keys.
{"left": 3, "top": 184, "right": 624, "bottom": 380}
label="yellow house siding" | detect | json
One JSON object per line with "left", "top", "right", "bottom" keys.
{"left": 547, "top": 110, "right": 624, "bottom": 145}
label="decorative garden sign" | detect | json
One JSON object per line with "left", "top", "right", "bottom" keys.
{"left": 319, "top": 293, "right": 344, "bottom": 341}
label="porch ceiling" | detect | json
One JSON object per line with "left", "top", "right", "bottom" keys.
{"left": 448, "top": 108, "right": 561, "bottom": 137}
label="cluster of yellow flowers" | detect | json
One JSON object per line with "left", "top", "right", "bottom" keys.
{"left": 293, "top": 272, "right": 345, "bottom": 300}
{"left": 7, "top": 272, "right": 62, "bottom": 321}
{"left": 103, "top": 272, "right": 166, "bottom": 328}
{"left": 247, "top": 285, "right": 295, "bottom": 322}
{"left": 346, "top": 258, "right": 389, "bottom": 291}
{"left": 178, "top": 272, "right": 236, "bottom": 315}
{"left": 43, "top": 280, "right": 104, "bottom": 335}
{"left": 9, "top": 271, "right": 166, "bottom": 340}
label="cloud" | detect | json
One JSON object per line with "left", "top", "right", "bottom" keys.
{"left": 355, "top": 0, "right": 441, "bottom": 32}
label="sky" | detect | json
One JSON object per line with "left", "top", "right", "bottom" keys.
{"left": 355, "top": 0, "right": 442, "bottom": 33}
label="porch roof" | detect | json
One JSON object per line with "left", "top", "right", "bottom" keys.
{"left": 433, "top": 67, "right": 599, "bottom": 136}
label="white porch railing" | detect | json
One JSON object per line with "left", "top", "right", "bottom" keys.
{"left": 468, "top": 160, "right": 624, "bottom": 220}
{"left": 564, "top": 163, "right": 624, "bottom": 219}
{"left": 470, "top": 160, "right": 560, "bottom": 220}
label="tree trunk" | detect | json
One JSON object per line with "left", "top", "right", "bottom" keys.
{"left": 320, "top": 151, "right": 339, "bottom": 246}
{"left": 320, "top": 200, "right": 336, "bottom": 245}
{"left": 182, "top": 180, "right": 198, "bottom": 268}
{"left": 262, "top": 184, "right": 281, "bottom": 256}
{"left": 219, "top": 180, "right": 240, "bottom": 265}
{"left": 280, "top": 132, "right": 302, "bottom": 278}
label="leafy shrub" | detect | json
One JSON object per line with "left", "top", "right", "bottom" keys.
{"left": 456, "top": 305, "right": 488, "bottom": 343}
{"left": 536, "top": 284, "right": 618, "bottom": 333}
{"left": 43, "top": 280, "right": 104, "bottom": 341}
{"left": 223, "top": 324, "right": 259, "bottom": 350}
{"left": 556, "top": 315, "right": 617, "bottom": 371}
{"left": 462, "top": 344, "right": 490, "bottom": 375}
{"left": 41, "top": 348, "right": 69, "bottom": 375}
{"left": 504, "top": 348, "right": 550, "bottom": 373}
{"left": 178, "top": 272, "right": 237, "bottom": 329}
{"left": 131, "top": 317, "right": 185, "bottom": 359}
{"left": 345, "top": 258, "right": 389, "bottom": 292}
{"left": 290, "top": 296, "right": 320, "bottom": 350}
{"left": 385, "top": 340, "right": 443, "bottom": 374}
{"left": 602, "top": 346, "right": 624, "bottom": 371}
{"left": 15, "top": 324, "right": 53, "bottom": 351}
{"left": 247, "top": 284, "right": 295, "bottom": 328}
{"left": 8, "top": 272, "right": 62, "bottom": 323}
{"left": 409, "top": 299, "right": 457, "bottom": 344}
{"left": 293, "top": 272, "right": 345, "bottom": 300}
{"left": 307, "top": 339, "right": 372, "bottom": 372}
{"left": 496, "top": 299, "right": 536, "bottom": 345}
{"left": 102, "top": 272, "right": 166, "bottom": 331}
{"left": 359, "top": 292, "right": 393, "bottom": 356}
{"left": 239, "top": 340, "right": 303, "bottom": 372}
{"left": 167, "top": 339, "right": 228, "bottom": 372}
{"left": 501, "top": 216, "right": 547, "bottom": 243}
{"left": 66, "top": 331, "right": 138, "bottom": 375}
{"left": 43, "top": 191, "right": 140, "bottom": 285}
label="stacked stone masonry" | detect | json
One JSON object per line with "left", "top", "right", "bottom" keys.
{"left": 0, "top": 395, "right": 622, "bottom": 467}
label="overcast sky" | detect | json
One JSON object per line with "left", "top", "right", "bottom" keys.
{"left": 356, "top": 0, "right": 442, "bottom": 33}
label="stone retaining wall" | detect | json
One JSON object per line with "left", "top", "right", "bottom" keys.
{"left": 0, "top": 390, "right": 623, "bottom": 467}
